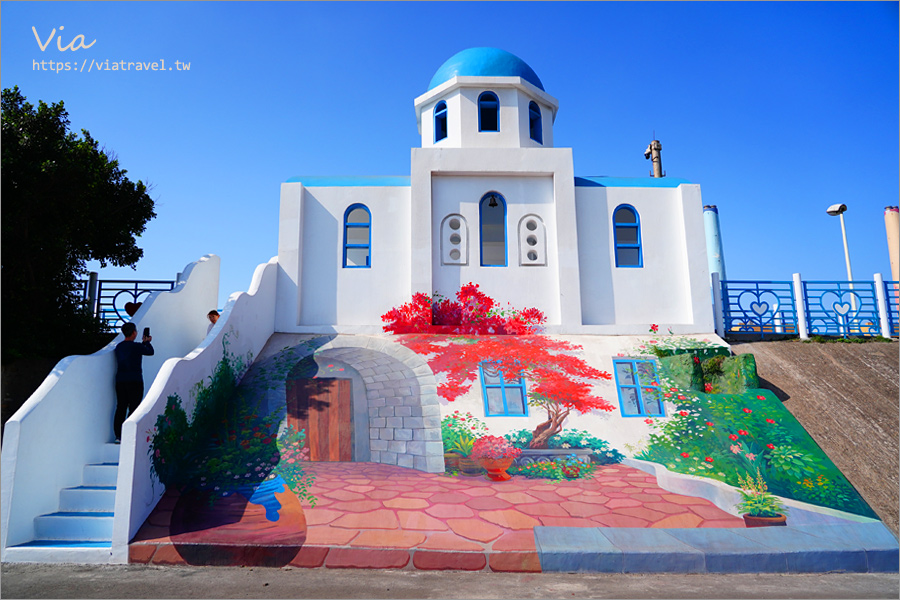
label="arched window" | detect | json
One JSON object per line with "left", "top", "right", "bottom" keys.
{"left": 613, "top": 205, "right": 642, "bottom": 268}
{"left": 478, "top": 91, "right": 499, "bottom": 132}
{"left": 480, "top": 192, "right": 507, "bottom": 266}
{"left": 343, "top": 204, "right": 371, "bottom": 268}
{"left": 528, "top": 101, "right": 542, "bottom": 144}
{"left": 434, "top": 101, "right": 448, "bottom": 143}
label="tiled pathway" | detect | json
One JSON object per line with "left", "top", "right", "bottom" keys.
{"left": 130, "top": 462, "right": 745, "bottom": 570}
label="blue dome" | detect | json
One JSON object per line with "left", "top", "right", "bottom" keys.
{"left": 428, "top": 47, "right": 544, "bottom": 91}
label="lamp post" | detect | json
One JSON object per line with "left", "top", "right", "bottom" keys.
{"left": 826, "top": 203, "right": 856, "bottom": 312}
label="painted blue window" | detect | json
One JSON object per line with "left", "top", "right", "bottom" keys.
{"left": 613, "top": 359, "right": 664, "bottom": 417}
{"left": 434, "top": 101, "right": 448, "bottom": 143}
{"left": 478, "top": 91, "right": 499, "bottom": 132}
{"left": 479, "top": 192, "right": 507, "bottom": 266}
{"left": 479, "top": 362, "right": 528, "bottom": 417}
{"left": 528, "top": 101, "right": 542, "bottom": 144}
{"left": 613, "top": 205, "right": 642, "bottom": 267}
{"left": 343, "top": 204, "right": 371, "bottom": 268}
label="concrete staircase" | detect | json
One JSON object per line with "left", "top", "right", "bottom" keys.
{"left": 8, "top": 443, "right": 120, "bottom": 560}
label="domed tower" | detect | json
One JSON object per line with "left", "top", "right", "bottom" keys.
{"left": 410, "top": 48, "right": 577, "bottom": 330}
{"left": 414, "top": 48, "right": 559, "bottom": 149}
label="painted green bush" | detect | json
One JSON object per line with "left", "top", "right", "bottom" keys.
{"left": 508, "top": 453, "right": 600, "bottom": 481}
{"left": 148, "top": 343, "right": 316, "bottom": 506}
{"left": 659, "top": 352, "right": 759, "bottom": 394}
{"left": 504, "top": 428, "right": 624, "bottom": 465}
{"left": 635, "top": 363, "right": 876, "bottom": 518}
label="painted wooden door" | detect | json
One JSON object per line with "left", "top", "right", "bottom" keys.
{"left": 286, "top": 378, "right": 352, "bottom": 461}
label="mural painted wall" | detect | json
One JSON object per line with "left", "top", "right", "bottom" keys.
{"left": 134, "top": 291, "right": 884, "bottom": 568}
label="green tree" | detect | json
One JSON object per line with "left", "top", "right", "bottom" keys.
{"left": 1, "top": 86, "right": 156, "bottom": 362}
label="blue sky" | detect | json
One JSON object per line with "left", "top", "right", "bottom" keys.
{"left": 2, "top": 1, "right": 898, "bottom": 307}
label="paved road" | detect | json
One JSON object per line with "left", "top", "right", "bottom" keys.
{"left": 2, "top": 563, "right": 898, "bottom": 599}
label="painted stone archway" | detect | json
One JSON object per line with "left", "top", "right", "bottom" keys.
{"left": 241, "top": 334, "right": 445, "bottom": 473}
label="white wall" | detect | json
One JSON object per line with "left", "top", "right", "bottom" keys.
{"left": 576, "top": 184, "right": 713, "bottom": 332}
{"left": 411, "top": 146, "right": 582, "bottom": 331}
{"left": 276, "top": 183, "right": 412, "bottom": 332}
{"left": 0, "top": 255, "right": 219, "bottom": 559}
{"left": 431, "top": 174, "right": 561, "bottom": 323}
{"left": 438, "top": 334, "right": 728, "bottom": 456}
{"left": 113, "top": 256, "right": 279, "bottom": 549}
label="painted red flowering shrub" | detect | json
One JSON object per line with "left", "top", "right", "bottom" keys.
{"left": 382, "top": 286, "right": 613, "bottom": 448}
{"left": 381, "top": 283, "right": 546, "bottom": 335}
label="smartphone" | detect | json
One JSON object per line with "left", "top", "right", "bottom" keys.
{"left": 143, "top": 327, "right": 150, "bottom": 338}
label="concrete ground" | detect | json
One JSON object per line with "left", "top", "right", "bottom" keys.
{"left": 1, "top": 563, "right": 898, "bottom": 599}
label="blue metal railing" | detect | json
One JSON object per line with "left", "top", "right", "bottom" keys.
{"left": 96, "top": 280, "right": 175, "bottom": 329}
{"left": 802, "top": 280, "right": 880, "bottom": 337}
{"left": 885, "top": 280, "right": 900, "bottom": 338}
{"left": 721, "top": 280, "right": 798, "bottom": 338}
{"left": 75, "top": 278, "right": 176, "bottom": 330}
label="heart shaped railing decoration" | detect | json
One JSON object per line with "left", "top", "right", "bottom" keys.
{"left": 735, "top": 291, "right": 781, "bottom": 332}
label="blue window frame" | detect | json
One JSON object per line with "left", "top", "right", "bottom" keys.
{"left": 479, "top": 192, "right": 507, "bottom": 266}
{"left": 613, "top": 205, "right": 642, "bottom": 268}
{"left": 612, "top": 359, "right": 664, "bottom": 417}
{"left": 343, "top": 204, "right": 371, "bottom": 268}
{"left": 478, "top": 91, "right": 499, "bottom": 132}
{"left": 479, "top": 362, "right": 528, "bottom": 417}
{"left": 528, "top": 101, "right": 542, "bottom": 144}
{"left": 434, "top": 101, "right": 448, "bottom": 143}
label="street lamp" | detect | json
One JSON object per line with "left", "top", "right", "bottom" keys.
{"left": 826, "top": 203, "right": 855, "bottom": 311}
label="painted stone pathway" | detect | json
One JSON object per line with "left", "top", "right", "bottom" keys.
{"left": 130, "top": 462, "right": 745, "bottom": 570}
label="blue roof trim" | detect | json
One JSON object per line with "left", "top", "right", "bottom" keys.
{"left": 429, "top": 47, "right": 544, "bottom": 91}
{"left": 575, "top": 176, "right": 691, "bottom": 188}
{"left": 286, "top": 176, "right": 411, "bottom": 187}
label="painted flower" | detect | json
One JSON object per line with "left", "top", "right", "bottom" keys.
{"left": 742, "top": 408, "right": 752, "bottom": 414}
{"left": 678, "top": 410, "right": 689, "bottom": 417}
{"left": 757, "top": 395, "right": 765, "bottom": 400}
{"left": 745, "top": 453, "right": 756, "bottom": 461}
{"left": 644, "top": 418, "right": 654, "bottom": 425}
{"left": 765, "top": 418, "right": 776, "bottom": 424}
{"left": 677, "top": 395, "right": 686, "bottom": 400}
{"left": 704, "top": 457, "right": 714, "bottom": 463}
{"left": 693, "top": 356, "right": 700, "bottom": 364}
{"left": 766, "top": 443, "right": 775, "bottom": 450}
{"left": 730, "top": 445, "right": 741, "bottom": 454}
{"left": 649, "top": 340, "right": 658, "bottom": 344}
{"left": 729, "top": 434, "right": 739, "bottom": 441}
{"left": 650, "top": 324, "right": 659, "bottom": 333}
{"left": 681, "top": 452, "right": 690, "bottom": 458}
{"left": 738, "top": 430, "right": 748, "bottom": 436}
{"left": 663, "top": 393, "right": 673, "bottom": 398}
{"left": 704, "top": 383, "right": 713, "bottom": 392}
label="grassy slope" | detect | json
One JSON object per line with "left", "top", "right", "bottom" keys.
{"left": 730, "top": 340, "right": 898, "bottom": 535}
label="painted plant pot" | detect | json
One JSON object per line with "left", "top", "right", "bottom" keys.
{"left": 742, "top": 513, "right": 787, "bottom": 528}
{"left": 457, "top": 456, "right": 484, "bottom": 476}
{"left": 479, "top": 457, "right": 515, "bottom": 481}
{"left": 169, "top": 474, "right": 307, "bottom": 566}
{"left": 443, "top": 452, "right": 462, "bottom": 473}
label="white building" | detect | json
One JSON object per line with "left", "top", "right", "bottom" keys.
{"left": 1, "top": 48, "right": 725, "bottom": 562}
{"left": 276, "top": 47, "right": 714, "bottom": 335}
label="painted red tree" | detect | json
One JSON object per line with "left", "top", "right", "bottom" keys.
{"left": 382, "top": 285, "right": 614, "bottom": 448}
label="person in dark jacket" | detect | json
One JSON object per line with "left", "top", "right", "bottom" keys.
{"left": 113, "top": 322, "right": 154, "bottom": 442}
